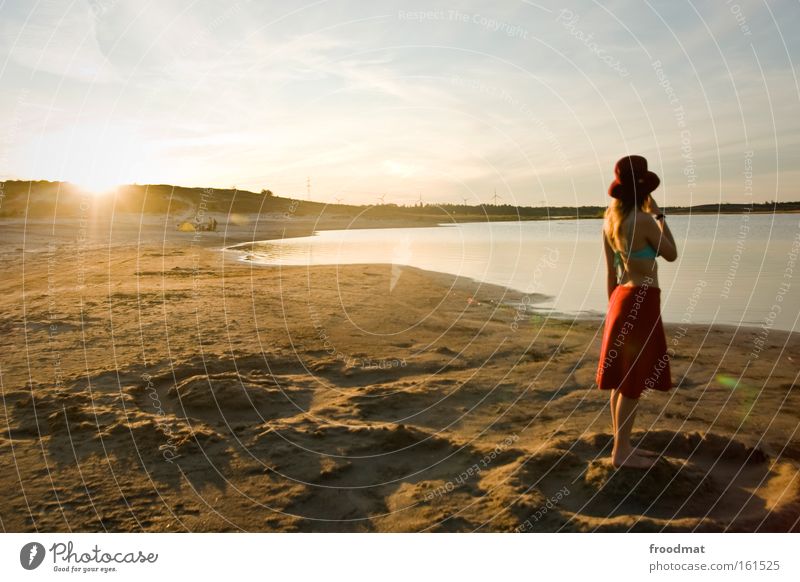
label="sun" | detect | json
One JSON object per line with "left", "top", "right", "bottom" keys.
{"left": 33, "top": 124, "right": 149, "bottom": 195}
{"left": 72, "top": 173, "right": 124, "bottom": 196}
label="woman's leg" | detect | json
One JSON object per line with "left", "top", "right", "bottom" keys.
{"left": 612, "top": 392, "right": 656, "bottom": 468}
{"left": 611, "top": 388, "right": 658, "bottom": 458}
{"left": 610, "top": 389, "right": 619, "bottom": 436}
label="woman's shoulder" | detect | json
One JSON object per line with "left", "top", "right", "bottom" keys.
{"left": 631, "top": 210, "right": 660, "bottom": 241}
{"left": 633, "top": 209, "right": 656, "bottom": 225}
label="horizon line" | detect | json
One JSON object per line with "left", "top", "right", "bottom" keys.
{"left": 1, "top": 178, "right": 797, "bottom": 210}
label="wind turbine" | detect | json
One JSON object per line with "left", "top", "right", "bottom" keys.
{"left": 335, "top": 197, "right": 343, "bottom": 204}
{"left": 461, "top": 197, "right": 469, "bottom": 206}
{"left": 377, "top": 194, "right": 386, "bottom": 205}
{"left": 491, "top": 188, "right": 502, "bottom": 205}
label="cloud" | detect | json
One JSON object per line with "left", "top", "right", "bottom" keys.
{"left": 0, "top": 1, "right": 118, "bottom": 82}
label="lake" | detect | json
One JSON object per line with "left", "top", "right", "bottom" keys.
{"left": 227, "top": 213, "right": 800, "bottom": 332}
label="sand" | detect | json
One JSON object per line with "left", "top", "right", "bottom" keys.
{"left": 1, "top": 212, "right": 799, "bottom": 532}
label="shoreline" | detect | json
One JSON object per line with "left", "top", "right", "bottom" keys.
{"left": 1, "top": 213, "right": 796, "bottom": 338}
{"left": 216, "top": 217, "right": 799, "bottom": 339}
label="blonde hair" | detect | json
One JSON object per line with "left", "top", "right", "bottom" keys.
{"left": 604, "top": 195, "right": 648, "bottom": 252}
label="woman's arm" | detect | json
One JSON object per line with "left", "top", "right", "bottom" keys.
{"left": 644, "top": 196, "right": 678, "bottom": 262}
{"left": 654, "top": 216, "right": 678, "bottom": 261}
{"left": 602, "top": 229, "right": 618, "bottom": 299}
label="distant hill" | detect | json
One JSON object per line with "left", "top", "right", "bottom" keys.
{"left": 1, "top": 180, "right": 798, "bottom": 221}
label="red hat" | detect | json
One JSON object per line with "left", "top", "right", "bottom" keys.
{"left": 608, "top": 155, "right": 660, "bottom": 201}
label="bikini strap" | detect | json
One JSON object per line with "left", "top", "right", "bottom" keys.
{"left": 613, "top": 214, "right": 635, "bottom": 284}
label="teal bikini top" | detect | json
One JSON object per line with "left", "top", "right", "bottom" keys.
{"left": 612, "top": 216, "right": 658, "bottom": 282}
{"left": 623, "top": 245, "right": 658, "bottom": 260}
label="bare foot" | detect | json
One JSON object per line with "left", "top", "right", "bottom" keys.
{"left": 633, "top": 447, "right": 661, "bottom": 458}
{"left": 611, "top": 450, "right": 657, "bottom": 469}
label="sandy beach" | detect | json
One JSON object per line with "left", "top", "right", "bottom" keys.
{"left": 1, "top": 212, "right": 799, "bottom": 533}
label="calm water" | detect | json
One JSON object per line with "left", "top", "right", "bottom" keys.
{"left": 228, "top": 214, "right": 800, "bottom": 332}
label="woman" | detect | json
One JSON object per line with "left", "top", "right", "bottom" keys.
{"left": 595, "top": 155, "right": 678, "bottom": 469}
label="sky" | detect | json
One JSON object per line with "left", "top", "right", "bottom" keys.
{"left": 1, "top": 0, "right": 798, "bottom": 206}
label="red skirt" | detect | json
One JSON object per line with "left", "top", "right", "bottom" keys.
{"left": 595, "top": 284, "right": 671, "bottom": 399}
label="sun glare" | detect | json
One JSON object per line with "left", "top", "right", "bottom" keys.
{"left": 72, "top": 174, "right": 124, "bottom": 196}
{"left": 71, "top": 175, "right": 123, "bottom": 196}
{"left": 30, "top": 124, "right": 149, "bottom": 195}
